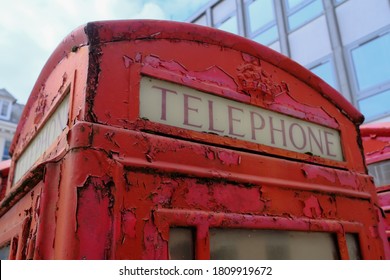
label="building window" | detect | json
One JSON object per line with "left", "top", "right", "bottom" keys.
{"left": 213, "top": 0, "right": 238, "bottom": 34}
{"left": 217, "top": 14, "right": 238, "bottom": 34}
{"left": 245, "top": 0, "right": 278, "bottom": 45}
{"left": 350, "top": 31, "right": 390, "bottom": 121}
{"left": 309, "top": 59, "right": 339, "bottom": 90}
{"left": 367, "top": 160, "right": 390, "bottom": 188}
{"left": 0, "top": 99, "right": 11, "bottom": 120}
{"left": 333, "top": 0, "right": 346, "bottom": 5}
{"left": 2, "top": 140, "right": 11, "bottom": 160}
{"left": 193, "top": 14, "right": 208, "bottom": 26}
{"left": 285, "top": 0, "right": 324, "bottom": 31}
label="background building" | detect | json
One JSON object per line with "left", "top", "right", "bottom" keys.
{"left": 0, "top": 89, "right": 24, "bottom": 160}
{"left": 187, "top": 0, "right": 390, "bottom": 124}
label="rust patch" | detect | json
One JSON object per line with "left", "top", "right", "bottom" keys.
{"left": 84, "top": 23, "right": 102, "bottom": 123}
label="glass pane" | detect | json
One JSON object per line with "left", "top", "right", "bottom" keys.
{"left": 2, "top": 140, "right": 11, "bottom": 160}
{"left": 252, "top": 25, "right": 278, "bottom": 45}
{"left": 0, "top": 100, "right": 9, "bottom": 117}
{"left": 288, "top": 0, "right": 323, "bottom": 30}
{"left": 333, "top": 0, "right": 346, "bottom": 5}
{"left": 210, "top": 228, "right": 340, "bottom": 260}
{"left": 310, "top": 61, "right": 338, "bottom": 90}
{"left": 169, "top": 227, "right": 195, "bottom": 260}
{"left": 247, "top": 0, "right": 275, "bottom": 33}
{"left": 368, "top": 160, "right": 390, "bottom": 187}
{"left": 0, "top": 244, "right": 10, "bottom": 260}
{"left": 194, "top": 15, "right": 207, "bottom": 26}
{"left": 286, "top": 0, "right": 305, "bottom": 10}
{"left": 351, "top": 33, "right": 390, "bottom": 91}
{"left": 345, "top": 233, "right": 361, "bottom": 260}
{"left": 217, "top": 15, "right": 238, "bottom": 34}
{"left": 358, "top": 89, "right": 390, "bottom": 120}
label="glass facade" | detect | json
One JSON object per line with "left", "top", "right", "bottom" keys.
{"left": 351, "top": 32, "right": 390, "bottom": 120}
{"left": 217, "top": 15, "right": 238, "bottom": 34}
{"left": 351, "top": 33, "right": 390, "bottom": 91}
{"left": 188, "top": 0, "right": 390, "bottom": 124}
{"left": 245, "top": 0, "right": 278, "bottom": 45}
{"left": 285, "top": 0, "right": 324, "bottom": 31}
{"left": 310, "top": 60, "right": 338, "bottom": 90}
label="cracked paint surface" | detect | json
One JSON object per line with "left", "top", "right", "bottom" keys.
{"left": 0, "top": 20, "right": 387, "bottom": 260}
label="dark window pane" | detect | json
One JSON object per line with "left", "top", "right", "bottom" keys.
{"left": 345, "top": 233, "right": 361, "bottom": 260}
{"left": 2, "top": 140, "right": 11, "bottom": 160}
{"left": 169, "top": 227, "right": 195, "bottom": 260}
{"left": 0, "top": 244, "right": 10, "bottom": 260}
{"left": 0, "top": 100, "right": 10, "bottom": 118}
{"left": 210, "top": 228, "right": 339, "bottom": 260}
{"left": 351, "top": 33, "right": 390, "bottom": 91}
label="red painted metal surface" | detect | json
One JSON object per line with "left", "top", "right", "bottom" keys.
{"left": 0, "top": 160, "right": 10, "bottom": 202}
{"left": 361, "top": 122, "right": 390, "bottom": 252}
{"left": 0, "top": 20, "right": 387, "bottom": 259}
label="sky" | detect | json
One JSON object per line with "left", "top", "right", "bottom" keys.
{"left": 0, "top": 0, "right": 210, "bottom": 104}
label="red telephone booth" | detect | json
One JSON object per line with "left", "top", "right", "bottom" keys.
{"left": 0, "top": 20, "right": 387, "bottom": 259}
{"left": 361, "top": 122, "right": 390, "bottom": 251}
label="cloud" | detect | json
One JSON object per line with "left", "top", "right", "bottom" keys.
{"left": 0, "top": 0, "right": 206, "bottom": 104}
{"left": 130, "top": 3, "right": 166, "bottom": 20}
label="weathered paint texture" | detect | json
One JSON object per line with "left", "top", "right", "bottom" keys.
{"left": 361, "top": 123, "right": 390, "bottom": 254}
{"left": 0, "top": 20, "right": 387, "bottom": 259}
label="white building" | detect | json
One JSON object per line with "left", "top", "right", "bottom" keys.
{"left": 0, "top": 89, "right": 24, "bottom": 160}
{"left": 187, "top": 0, "right": 390, "bottom": 124}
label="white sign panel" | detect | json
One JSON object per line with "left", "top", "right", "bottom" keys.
{"left": 13, "top": 95, "right": 69, "bottom": 184}
{"left": 140, "top": 76, "right": 343, "bottom": 161}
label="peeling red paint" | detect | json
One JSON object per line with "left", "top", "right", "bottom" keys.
{"left": 361, "top": 123, "right": 390, "bottom": 255}
{"left": 301, "top": 165, "right": 337, "bottom": 184}
{"left": 121, "top": 210, "right": 137, "bottom": 239}
{"left": 303, "top": 195, "right": 323, "bottom": 218}
{"left": 217, "top": 151, "right": 241, "bottom": 166}
{"left": 0, "top": 20, "right": 387, "bottom": 261}
{"left": 76, "top": 176, "right": 114, "bottom": 259}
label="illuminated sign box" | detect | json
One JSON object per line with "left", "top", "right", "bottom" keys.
{"left": 140, "top": 76, "right": 343, "bottom": 161}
